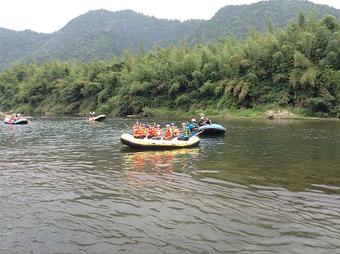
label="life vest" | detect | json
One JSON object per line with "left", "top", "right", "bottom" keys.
{"left": 148, "top": 127, "right": 157, "bottom": 138}
{"left": 165, "top": 128, "right": 172, "bottom": 139}
{"left": 134, "top": 127, "right": 146, "bottom": 138}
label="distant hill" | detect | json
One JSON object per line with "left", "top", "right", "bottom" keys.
{"left": 24, "top": 9, "right": 203, "bottom": 64}
{"left": 0, "top": 0, "right": 339, "bottom": 70}
{"left": 0, "top": 28, "right": 49, "bottom": 69}
{"left": 190, "top": 0, "right": 340, "bottom": 42}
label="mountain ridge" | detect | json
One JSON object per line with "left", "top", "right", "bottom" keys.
{"left": 0, "top": 0, "right": 339, "bottom": 70}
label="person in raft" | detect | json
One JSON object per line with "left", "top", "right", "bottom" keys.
{"left": 170, "top": 123, "right": 180, "bottom": 137}
{"left": 133, "top": 121, "right": 146, "bottom": 139}
{"left": 177, "top": 123, "right": 191, "bottom": 141}
{"left": 188, "top": 118, "right": 198, "bottom": 136}
{"left": 11, "top": 114, "right": 18, "bottom": 121}
{"left": 147, "top": 124, "right": 158, "bottom": 139}
{"left": 154, "top": 124, "right": 163, "bottom": 139}
{"left": 89, "top": 112, "right": 95, "bottom": 120}
{"left": 164, "top": 124, "right": 173, "bottom": 140}
{"left": 198, "top": 114, "right": 212, "bottom": 126}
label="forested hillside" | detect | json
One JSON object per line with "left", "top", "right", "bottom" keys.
{"left": 25, "top": 10, "right": 202, "bottom": 63}
{"left": 190, "top": 0, "right": 340, "bottom": 42}
{"left": 0, "top": 28, "right": 49, "bottom": 70}
{"left": 0, "top": 14, "right": 339, "bottom": 117}
{"left": 0, "top": 0, "right": 339, "bottom": 70}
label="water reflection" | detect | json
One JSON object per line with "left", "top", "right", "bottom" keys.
{"left": 121, "top": 148, "right": 200, "bottom": 174}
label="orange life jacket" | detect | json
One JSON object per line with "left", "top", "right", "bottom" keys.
{"left": 134, "top": 127, "right": 146, "bottom": 138}
{"left": 148, "top": 127, "right": 157, "bottom": 138}
{"left": 165, "top": 128, "right": 172, "bottom": 139}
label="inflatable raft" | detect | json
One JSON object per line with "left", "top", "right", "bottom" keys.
{"left": 4, "top": 118, "right": 29, "bottom": 125}
{"left": 120, "top": 133, "right": 200, "bottom": 149}
{"left": 89, "top": 114, "right": 106, "bottom": 122}
{"left": 198, "top": 123, "right": 226, "bottom": 135}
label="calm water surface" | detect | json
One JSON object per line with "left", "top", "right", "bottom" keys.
{"left": 1, "top": 117, "right": 340, "bottom": 253}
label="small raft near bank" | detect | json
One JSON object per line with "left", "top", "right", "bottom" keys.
{"left": 88, "top": 114, "right": 106, "bottom": 122}
{"left": 198, "top": 123, "right": 226, "bottom": 135}
{"left": 3, "top": 118, "right": 29, "bottom": 125}
{"left": 120, "top": 133, "right": 200, "bottom": 149}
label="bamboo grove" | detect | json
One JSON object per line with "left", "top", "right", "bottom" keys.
{"left": 0, "top": 13, "right": 339, "bottom": 117}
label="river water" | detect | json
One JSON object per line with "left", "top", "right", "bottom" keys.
{"left": 1, "top": 117, "right": 339, "bottom": 253}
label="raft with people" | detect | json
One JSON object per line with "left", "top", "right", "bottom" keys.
{"left": 3, "top": 114, "right": 29, "bottom": 125}
{"left": 197, "top": 114, "right": 226, "bottom": 135}
{"left": 198, "top": 124, "right": 226, "bottom": 135}
{"left": 121, "top": 121, "right": 200, "bottom": 149}
{"left": 88, "top": 112, "right": 106, "bottom": 122}
{"left": 120, "top": 134, "right": 200, "bottom": 149}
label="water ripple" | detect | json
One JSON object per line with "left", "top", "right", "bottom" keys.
{"left": 1, "top": 118, "right": 340, "bottom": 253}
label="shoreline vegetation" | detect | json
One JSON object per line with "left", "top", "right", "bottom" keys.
{"left": 0, "top": 13, "right": 339, "bottom": 119}
{"left": 1, "top": 108, "right": 339, "bottom": 121}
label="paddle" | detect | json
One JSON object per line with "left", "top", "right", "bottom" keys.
{"left": 192, "top": 131, "right": 203, "bottom": 137}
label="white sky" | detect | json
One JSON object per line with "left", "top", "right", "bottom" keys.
{"left": 0, "top": 0, "right": 339, "bottom": 33}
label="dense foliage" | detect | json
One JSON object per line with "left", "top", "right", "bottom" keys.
{"left": 0, "top": 14, "right": 339, "bottom": 117}
{"left": 0, "top": 0, "right": 339, "bottom": 70}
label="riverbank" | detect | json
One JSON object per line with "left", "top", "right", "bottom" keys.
{"left": 138, "top": 107, "right": 339, "bottom": 120}
{"left": 2, "top": 108, "right": 338, "bottom": 121}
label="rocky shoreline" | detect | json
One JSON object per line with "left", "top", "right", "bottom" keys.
{"left": 264, "top": 110, "right": 295, "bottom": 119}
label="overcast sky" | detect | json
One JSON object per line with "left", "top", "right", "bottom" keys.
{"left": 0, "top": 0, "right": 339, "bottom": 33}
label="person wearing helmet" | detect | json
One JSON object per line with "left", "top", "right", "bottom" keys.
{"left": 154, "top": 124, "right": 163, "bottom": 139}
{"left": 198, "top": 114, "right": 211, "bottom": 126}
{"left": 164, "top": 124, "right": 173, "bottom": 140}
{"left": 188, "top": 118, "right": 198, "bottom": 136}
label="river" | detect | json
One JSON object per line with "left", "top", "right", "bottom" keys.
{"left": 1, "top": 117, "right": 340, "bottom": 253}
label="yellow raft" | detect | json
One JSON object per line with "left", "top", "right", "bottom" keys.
{"left": 120, "top": 133, "right": 200, "bottom": 149}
